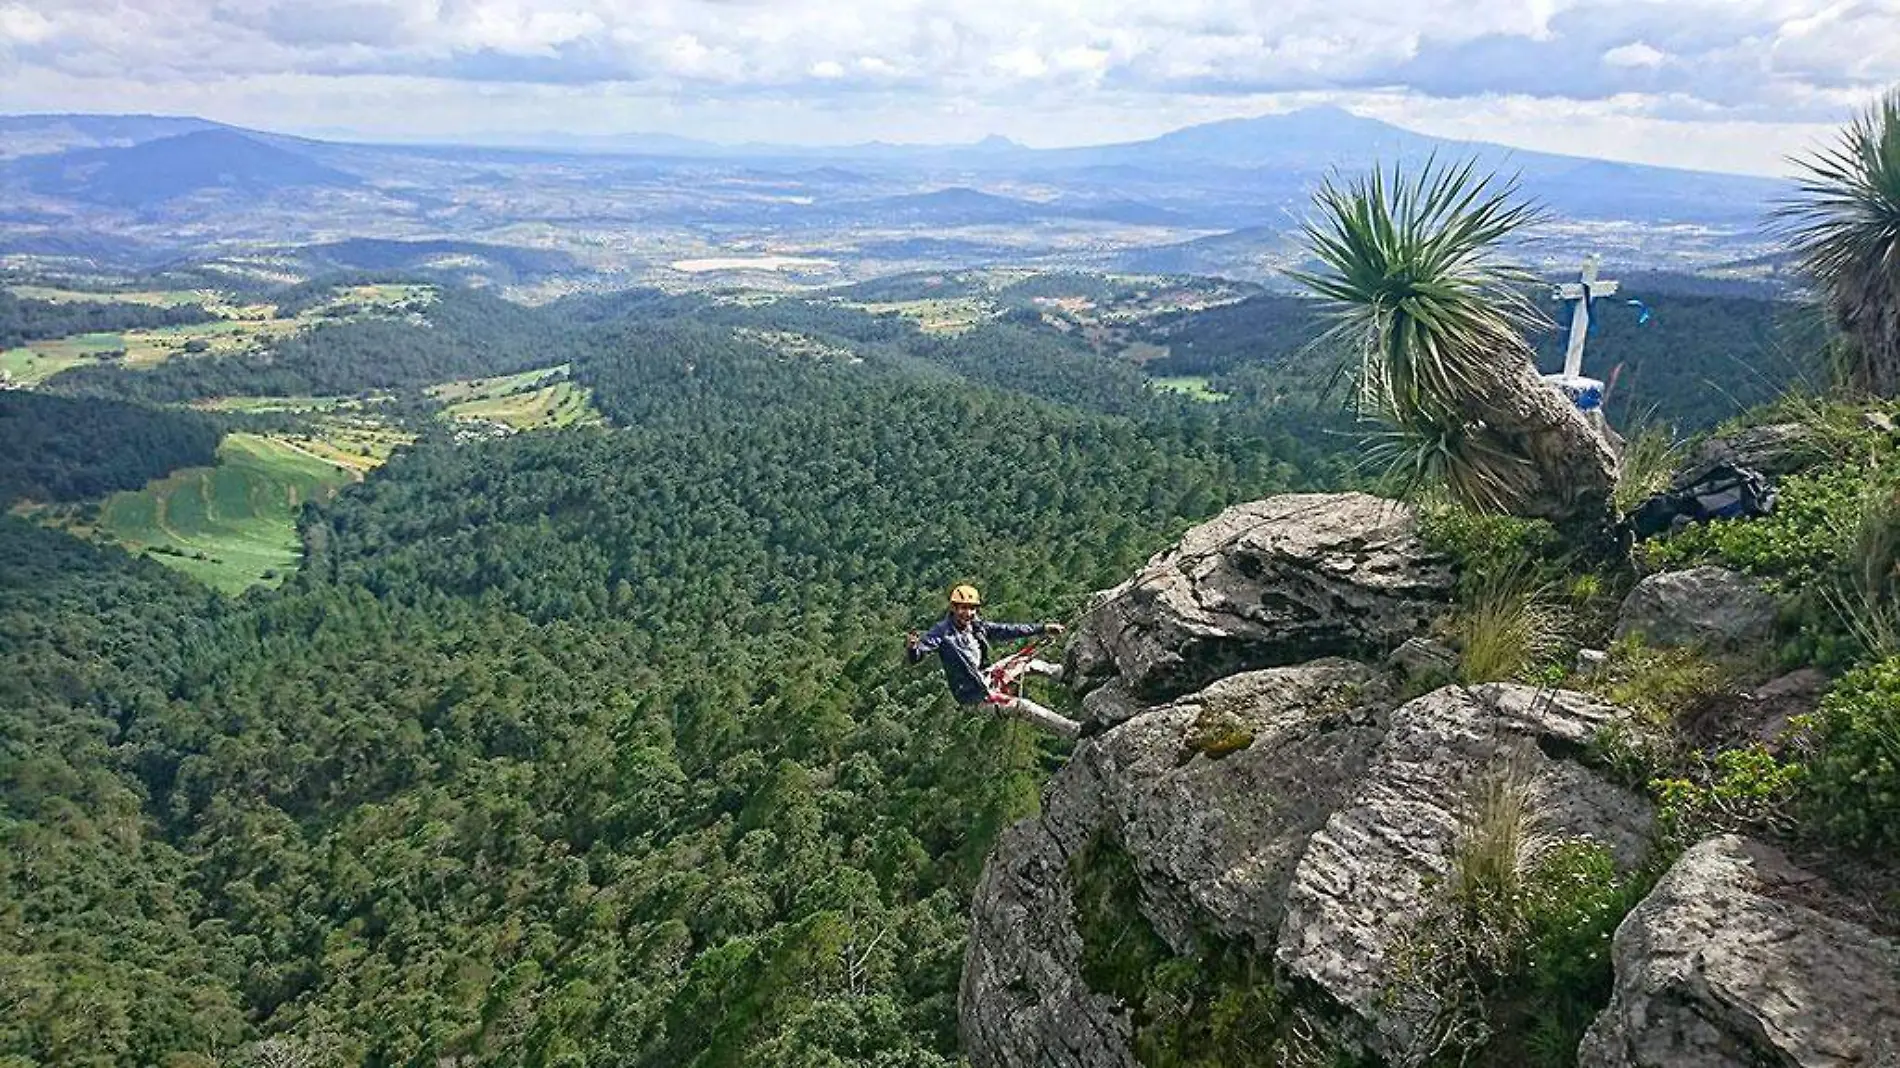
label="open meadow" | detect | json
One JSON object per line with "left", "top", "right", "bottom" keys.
{"left": 60, "top": 432, "right": 359, "bottom": 594}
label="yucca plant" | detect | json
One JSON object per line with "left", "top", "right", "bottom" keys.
{"left": 1292, "top": 159, "right": 1619, "bottom": 532}
{"left": 1779, "top": 88, "right": 1900, "bottom": 397}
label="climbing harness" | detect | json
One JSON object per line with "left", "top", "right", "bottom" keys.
{"left": 982, "top": 640, "right": 1044, "bottom": 706}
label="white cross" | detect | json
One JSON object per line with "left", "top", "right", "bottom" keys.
{"left": 1551, "top": 256, "right": 1619, "bottom": 379}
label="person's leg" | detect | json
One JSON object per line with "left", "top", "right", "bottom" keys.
{"left": 993, "top": 694, "right": 1081, "bottom": 740}
{"left": 1023, "top": 658, "right": 1063, "bottom": 682}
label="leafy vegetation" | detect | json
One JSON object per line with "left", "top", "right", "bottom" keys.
{"left": 1802, "top": 656, "right": 1900, "bottom": 853}
{"left": 1072, "top": 835, "right": 1368, "bottom": 1068}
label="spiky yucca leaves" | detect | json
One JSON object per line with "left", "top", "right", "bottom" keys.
{"left": 1293, "top": 160, "right": 1619, "bottom": 529}
{"left": 1780, "top": 88, "right": 1900, "bottom": 397}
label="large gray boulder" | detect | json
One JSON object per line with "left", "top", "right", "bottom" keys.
{"left": 1615, "top": 566, "right": 1777, "bottom": 653}
{"left": 960, "top": 668, "right": 1651, "bottom": 1068}
{"left": 1277, "top": 683, "right": 1653, "bottom": 1061}
{"left": 1579, "top": 835, "right": 1900, "bottom": 1068}
{"left": 1063, "top": 493, "right": 1454, "bottom": 716}
{"left": 1674, "top": 423, "right": 1825, "bottom": 485}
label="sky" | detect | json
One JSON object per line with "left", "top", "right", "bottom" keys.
{"left": 2, "top": 0, "right": 1896, "bottom": 176}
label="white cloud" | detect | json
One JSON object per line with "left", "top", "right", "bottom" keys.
{"left": 2, "top": 0, "right": 1894, "bottom": 172}
{"left": 0, "top": 4, "right": 57, "bottom": 45}
{"left": 1602, "top": 41, "right": 1667, "bottom": 68}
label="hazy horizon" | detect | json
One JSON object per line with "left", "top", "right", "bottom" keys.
{"left": 5, "top": 1, "right": 1896, "bottom": 179}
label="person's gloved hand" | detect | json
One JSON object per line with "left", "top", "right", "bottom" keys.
{"left": 1043, "top": 623, "right": 1065, "bottom": 636}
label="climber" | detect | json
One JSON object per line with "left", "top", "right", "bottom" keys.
{"left": 906, "top": 584, "right": 1081, "bottom": 740}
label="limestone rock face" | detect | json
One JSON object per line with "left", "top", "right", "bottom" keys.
{"left": 1276, "top": 683, "right": 1653, "bottom": 1061}
{"left": 959, "top": 661, "right": 1386, "bottom": 1068}
{"left": 1578, "top": 835, "right": 1900, "bottom": 1068}
{"left": 1615, "top": 566, "right": 1777, "bottom": 653}
{"left": 959, "top": 667, "right": 1652, "bottom": 1067}
{"left": 1063, "top": 493, "right": 1454, "bottom": 713}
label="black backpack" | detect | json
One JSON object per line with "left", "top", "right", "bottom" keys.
{"left": 1628, "top": 462, "right": 1777, "bottom": 540}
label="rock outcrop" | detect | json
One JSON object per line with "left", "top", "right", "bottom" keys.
{"left": 960, "top": 660, "right": 1387, "bottom": 1068}
{"left": 1278, "top": 684, "right": 1652, "bottom": 1060}
{"left": 1579, "top": 835, "right": 1900, "bottom": 1068}
{"left": 964, "top": 494, "right": 1895, "bottom": 1068}
{"left": 1063, "top": 493, "right": 1454, "bottom": 727}
{"left": 1674, "top": 422, "right": 1824, "bottom": 483}
{"left": 1614, "top": 566, "right": 1777, "bottom": 653}
{"left": 961, "top": 667, "right": 1653, "bottom": 1064}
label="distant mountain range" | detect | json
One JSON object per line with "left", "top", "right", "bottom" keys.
{"left": 0, "top": 109, "right": 1797, "bottom": 285}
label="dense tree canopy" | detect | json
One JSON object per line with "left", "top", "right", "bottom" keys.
{"left": 2, "top": 279, "right": 1353, "bottom": 1067}
{"left": 0, "top": 391, "right": 225, "bottom": 506}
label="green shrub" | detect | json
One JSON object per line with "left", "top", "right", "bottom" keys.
{"left": 1641, "top": 466, "right": 1863, "bottom": 585}
{"left": 1420, "top": 500, "right": 1563, "bottom": 598}
{"left": 1586, "top": 638, "right": 1722, "bottom": 726}
{"left": 1388, "top": 763, "right": 1651, "bottom": 1068}
{"left": 1802, "top": 655, "right": 1900, "bottom": 854}
{"left": 1070, "top": 835, "right": 1372, "bottom": 1067}
{"left": 1652, "top": 744, "right": 1807, "bottom": 844}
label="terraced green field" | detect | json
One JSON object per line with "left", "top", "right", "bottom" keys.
{"left": 77, "top": 432, "right": 357, "bottom": 594}
{"left": 444, "top": 379, "right": 602, "bottom": 430}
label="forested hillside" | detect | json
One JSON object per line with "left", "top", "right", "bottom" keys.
{"left": 1131, "top": 280, "right": 1826, "bottom": 432}
{"left": 0, "top": 391, "right": 225, "bottom": 505}
{"left": 2, "top": 275, "right": 1351, "bottom": 1066}
{"left": 3, "top": 261, "right": 1842, "bottom": 1065}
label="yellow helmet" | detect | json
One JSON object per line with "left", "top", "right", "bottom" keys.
{"left": 948, "top": 584, "right": 982, "bottom": 607}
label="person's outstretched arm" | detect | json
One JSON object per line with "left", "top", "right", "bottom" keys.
{"left": 906, "top": 619, "right": 950, "bottom": 664}
{"left": 982, "top": 621, "right": 1064, "bottom": 642}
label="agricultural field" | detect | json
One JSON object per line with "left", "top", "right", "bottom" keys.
{"left": 50, "top": 432, "right": 359, "bottom": 594}
{"left": 443, "top": 379, "right": 601, "bottom": 431}
{"left": 427, "top": 364, "right": 568, "bottom": 404}
{"left": 0, "top": 282, "right": 436, "bottom": 385}
{"left": 187, "top": 395, "right": 416, "bottom": 471}
{"left": 189, "top": 394, "right": 366, "bottom": 414}
{"left": 838, "top": 296, "right": 995, "bottom": 334}
{"left": 1148, "top": 375, "right": 1231, "bottom": 402}
{"left": 0, "top": 332, "right": 125, "bottom": 384}
{"left": 7, "top": 285, "right": 217, "bottom": 307}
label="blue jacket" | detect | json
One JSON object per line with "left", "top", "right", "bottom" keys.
{"left": 908, "top": 615, "right": 1043, "bottom": 705}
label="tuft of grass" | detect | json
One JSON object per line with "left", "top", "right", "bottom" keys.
{"left": 1452, "top": 569, "right": 1569, "bottom": 684}
{"left": 1611, "top": 424, "right": 1681, "bottom": 516}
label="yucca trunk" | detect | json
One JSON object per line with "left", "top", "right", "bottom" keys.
{"left": 1457, "top": 340, "right": 1620, "bottom": 528}
{"left": 1839, "top": 279, "right": 1900, "bottom": 397}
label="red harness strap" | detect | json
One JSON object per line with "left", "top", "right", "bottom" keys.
{"left": 982, "top": 643, "right": 1040, "bottom": 705}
